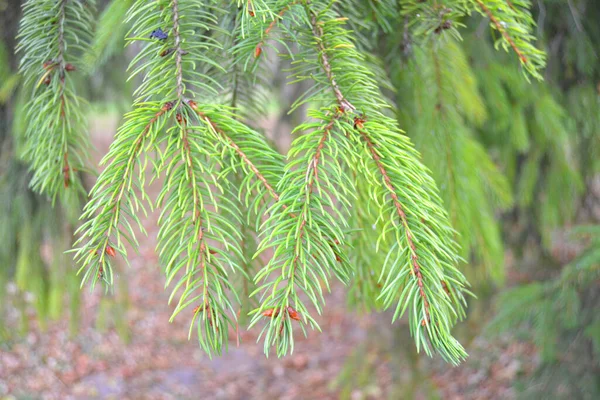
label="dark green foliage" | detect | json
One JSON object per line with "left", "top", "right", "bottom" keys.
{"left": 393, "top": 38, "right": 512, "bottom": 283}
{"left": 488, "top": 226, "right": 600, "bottom": 399}
{"left": 0, "top": 159, "right": 82, "bottom": 334}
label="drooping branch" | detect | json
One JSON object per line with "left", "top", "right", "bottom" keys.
{"left": 358, "top": 128, "right": 431, "bottom": 323}
{"left": 474, "top": 0, "right": 528, "bottom": 64}
{"left": 17, "top": 0, "right": 94, "bottom": 198}
{"left": 75, "top": 101, "right": 173, "bottom": 283}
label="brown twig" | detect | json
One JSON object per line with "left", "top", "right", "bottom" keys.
{"left": 285, "top": 110, "right": 342, "bottom": 312}
{"left": 187, "top": 101, "right": 281, "bottom": 203}
{"left": 171, "top": 0, "right": 185, "bottom": 101}
{"left": 175, "top": 112, "right": 213, "bottom": 325}
{"left": 254, "top": 4, "right": 295, "bottom": 57}
{"left": 56, "top": 0, "right": 72, "bottom": 188}
{"left": 307, "top": 7, "right": 355, "bottom": 112}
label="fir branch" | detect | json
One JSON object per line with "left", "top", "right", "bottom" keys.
{"left": 17, "top": 0, "right": 96, "bottom": 201}
{"left": 251, "top": 107, "right": 355, "bottom": 357}
{"left": 307, "top": 5, "right": 355, "bottom": 112}
{"left": 470, "top": 0, "right": 546, "bottom": 79}
{"left": 474, "top": 0, "right": 527, "bottom": 63}
{"left": 358, "top": 127, "right": 432, "bottom": 321}
{"left": 74, "top": 101, "right": 173, "bottom": 287}
{"left": 157, "top": 108, "right": 239, "bottom": 356}
{"left": 74, "top": 0, "right": 285, "bottom": 356}
{"left": 250, "top": 2, "right": 364, "bottom": 357}
{"left": 397, "top": 0, "right": 545, "bottom": 79}
{"left": 298, "top": 2, "right": 468, "bottom": 363}
{"left": 248, "top": 1, "right": 469, "bottom": 363}
{"left": 394, "top": 40, "right": 510, "bottom": 282}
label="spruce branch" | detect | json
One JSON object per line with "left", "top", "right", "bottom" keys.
{"left": 358, "top": 127, "right": 433, "bottom": 321}
{"left": 74, "top": 0, "right": 285, "bottom": 356}
{"left": 301, "top": 1, "right": 468, "bottom": 363}
{"left": 247, "top": 1, "right": 469, "bottom": 363}
{"left": 397, "top": 0, "right": 545, "bottom": 79}
{"left": 470, "top": 0, "right": 546, "bottom": 79}
{"left": 250, "top": 1, "right": 364, "bottom": 357}
{"left": 17, "top": 0, "right": 96, "bottom": 201}
{"left": 393, "top": 39, "right": 510, "bottom": 282}
{"left": 74, "top": 102, "right": 174, "bottom": 288}
{"left": 250, "top": 105, "right": 354, "bottom": 357}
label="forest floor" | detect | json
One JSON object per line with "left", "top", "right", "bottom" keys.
{"left": 0, "top": 116, "right": 541, "bottom": 400}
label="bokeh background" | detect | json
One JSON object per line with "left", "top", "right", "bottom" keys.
{"left": 1, "top": 0, "right": 599, "bottom": 399}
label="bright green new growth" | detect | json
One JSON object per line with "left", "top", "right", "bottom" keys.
{"left": 73, "top": 0, "right": 284, "bottom": 357}
{"left": 246, "top": 1, "right": 470, "bottom": 363}
{"left": 16, "top": 0, "right": 95, "bottom": 202}
{"left": 13, "top": 0, "right": 548, "bottom": 365}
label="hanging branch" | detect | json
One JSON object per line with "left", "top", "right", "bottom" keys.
{"left": 74, "top": 102, "right": 174, "bottom": 288}
{"left": 252, "top": 0, "right": 470, "bottom": 363}
{"left": 469, "top": 0, "right": 546, "bottom": 79}
{"left": 249, "top": 0, "right": 365, "bottom": 357}
{"left": 399, "top": 40, "right": 512, "bottom": 282}
{"left": 17, "top": 0, "right": 96, "bottom": 201}
{"left": 74, "top": 0, "right": 285, "bottom": 356}
{"left": 397, "top": 0, "right": 545, "bottom": 80}
{"left": 15, "top": 0, "right": 550, "bottom": 365}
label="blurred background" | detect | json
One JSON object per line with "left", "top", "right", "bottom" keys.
{"left": 1, "top": 0, "right": 599, "bottom": 398}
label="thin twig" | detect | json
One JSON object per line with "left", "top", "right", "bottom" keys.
{"left": 57, "top": 0, "right": 71, "bottom": 187}
{"left": 255, "top": 3, "right": 295, "bottom": 56}
{"left": 171, "top": 0, "right": 185, "bottom": 102}
{"left": 188, "top": 101, "right": 281, "bottom": 202}
{"left": 306, "top": 6, "right": 356, "bottom": 111}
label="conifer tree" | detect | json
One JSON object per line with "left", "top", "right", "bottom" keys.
{"left": 8, "top": 0, "right": 596, "bottom": 374}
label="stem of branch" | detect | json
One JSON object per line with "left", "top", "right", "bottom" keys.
{"left": 57, "top": 0, "right": 71, "bottom": 187}
{"left": 188, "top": 102, "right": 281, "bottom": 202}
{"left": 306, "top": 6, "right": 356, "bottom": 112}
{"left": 255, "top": 3, "right": 295, "bottom": 56}
{"left": 171, "top": 0, "right": 185, "bottom": 101}
{"left": 99, "top": 102, "right": 173, "bottom": 265}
